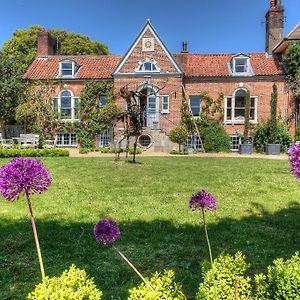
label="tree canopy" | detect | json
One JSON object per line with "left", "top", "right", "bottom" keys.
{"left": 1, "top": 25, "right": 110, "bottom": 72}
{"left": 285, "top": 42, "right": 300, "bottom": 97}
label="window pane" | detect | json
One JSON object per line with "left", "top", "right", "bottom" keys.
{"left": 227, "top": 97, "right": 232, "bottom": 108}
{"left": 61, "top": 69, "right": 73, "bottom": 76}
{"left": 235, "top": 89, "right": 246, "bottom": 98}
{"left": 251, "top": 97, "right": 255, "bottom": 108}
{"left": 144, "top": 62, "right": 152, "bottom": 71}
{"left": 61, "top": 109, "right": 72, "bottom": 118}
{"left": 52, "top": 98, "right": 58, "bottom": 112}
{"left": 234, "top": 109, "right": 245, "bottom": 120}
{"left": 226, "top": 109, "right": 232, "bottom": 120}
{"left": 190, "top": 96, "right": 201, "bottom": 117}
{"left": 235, "top": 58, "right": 247, "bottom": 72}
{"left": 162, "top": 96, "right": 169, "bottom": 111}
{"left": 61, "top": 63, "right": 72, "bottom": 70}
{"left": 250, "top": 108, "right": 255, "bottom": 120}
{"left": 99, "top": 96, "right": 108, "bottom": 108}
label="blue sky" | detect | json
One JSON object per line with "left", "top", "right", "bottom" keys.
{"left": 0, "top": 0, "right": 299, "bottom": 55}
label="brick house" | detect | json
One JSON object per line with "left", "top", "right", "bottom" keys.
{"left": 24, "top": 0, "right": 299, "bottom": 151}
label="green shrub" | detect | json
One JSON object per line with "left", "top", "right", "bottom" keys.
{"left": 197, "top": 119, "right": 230, "bottom": 153}
{"left": 253, "top": 252, "right": 300, "bottom": 300}
{"left": 128, "top": 269, "right": 185, "bottom": 300}
{"left": 253, "top": 122, "right": 292, "bottom": 153}
{"left": 100, "top": 147, "right": 110, "bottom": 153}
{"left": 168, "top": 125, "right": 188, "bottom": 150}
{"left": 128, "top": 148, "right": 142, "bottom": 155}
{"left": 79, "top": 147, "right": 90, "bottom": 154}
{"left": 196, "top": 252, "right": 252, "bottom": 300}
{"left": 27, "top": 264, "right": 102, "bottom": 299}
{"left": 0, "top": 148, "right": 69, "bottom": 158}
{"left": 170, "top": 150, "right": 188, "bottom": 155}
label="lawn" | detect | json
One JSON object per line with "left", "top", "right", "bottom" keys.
{"left": 1, "top": 156, "right": 300, "bottom": 299}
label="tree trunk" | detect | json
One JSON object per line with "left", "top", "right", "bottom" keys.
{"left": 132, "top": 136, "right": 138, "bottom": 163}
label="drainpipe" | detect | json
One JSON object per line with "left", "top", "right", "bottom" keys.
{"left": 285, "top": 82, "right": 289, "bottom": 128}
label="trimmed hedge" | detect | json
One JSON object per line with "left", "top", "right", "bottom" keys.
{"left": 0, "top": 148, "right": 69, "bottom": 158}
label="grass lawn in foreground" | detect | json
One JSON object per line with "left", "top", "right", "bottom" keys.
{"left": 0, "top": 156, "right": 300, "bottom": 299}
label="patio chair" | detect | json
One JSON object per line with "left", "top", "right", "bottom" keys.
{"left": 43, "top": 138, "right": 57, "bottom": 149}
{"left": 19, "top": 134, "right": 39, "bottom": 149}
{"left": 0, "top": 133, "right": 14, "bottom": 148}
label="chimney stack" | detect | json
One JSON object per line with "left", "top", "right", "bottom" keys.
{"left": 181, "top": 41, "right": 188, "bottom": 53}
{"left": 37, "top": 31, "right": 59, "bottom": 56}
{"left": 265, "top": 0, "right": 284, "bottom": 54}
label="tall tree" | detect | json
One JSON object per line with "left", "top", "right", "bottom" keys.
{"left": 285, "top": 42, "right": 300, "bottom": 97}
{"left": 2, "top": 26, "right": 110, "bottom": 72}
{"left": 0, "top": 52, "right": 26, "bottom": 124}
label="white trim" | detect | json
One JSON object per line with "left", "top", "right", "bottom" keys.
{"left": 229, "top": 54, "right": 254, "bottom": 76}
{"left": 58, "top": 59, "right": 78, "bottom": 78}
{"left": 161, "top": 95, "right": 169, "bottom": 113}
{"left": 224, "top": 89, "right": 258, "bottom": 124}
{"left": 113, "top": 20, "right": 183, "bottom": 75}
{"left": 135, "top": 58, "right": 161, "bottom": 73}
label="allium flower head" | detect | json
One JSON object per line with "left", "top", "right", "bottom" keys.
{"left": 94, "top": 219, "right": 120, "bottom": 245}
{"left": 288, "top": 142, "right": 300, "bottom": 179}
{"left": 189, "top": 189, "right": 217, "bottom": 211}
{"left": 0, "top": 158, "right": 51, "bottom": 201}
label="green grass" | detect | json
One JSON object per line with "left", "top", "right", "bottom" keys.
{"left": 1, "top": 157, "right": 300, "bottom": 299}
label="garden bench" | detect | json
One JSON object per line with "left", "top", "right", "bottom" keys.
{"left": 0, "top": 133, "right": 13, "bottom": 148}
{"left": 19, "top": 134, "right": 39, "bottom": 149}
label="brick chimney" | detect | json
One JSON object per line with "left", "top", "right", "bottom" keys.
{"left": 37, "top": 31, "right": 59, "bottom": 56}
{"left": 266, "top": 0, "right": 284, "bottom": 54}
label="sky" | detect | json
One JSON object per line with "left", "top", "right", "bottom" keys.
{"left": 0, "top": 0, "right": 299, "bottom": 55}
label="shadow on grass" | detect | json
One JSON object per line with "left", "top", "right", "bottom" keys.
{"left": 1, "top": 202, "right": 300, "bottom": 300}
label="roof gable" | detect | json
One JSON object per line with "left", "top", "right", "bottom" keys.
{"left": 113, "top": 20, "right": 183, "bottom": 75}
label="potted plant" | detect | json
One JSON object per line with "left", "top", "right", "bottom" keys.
{"left": 266, "top": 83, "right": 281, "bottom": 155}
{"left": 239, "top": 91, "right": 253, "bottom": 154}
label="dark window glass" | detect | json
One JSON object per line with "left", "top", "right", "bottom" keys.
{"left": 189, "top": 96, "right": 201, "bottom": 117}
{"left": 99, "top": 96, "right": 108, "bottom": 108}
{"left": 61, "top": 91, "right": 72, "bottom": 119}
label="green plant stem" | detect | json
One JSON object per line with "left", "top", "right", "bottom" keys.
{"left": 201, "top": 208, "right": 213, "bottom": 265}
{"left": 26, "top": 191, "right": 45, "bottom": 280}
{"left": 112, "top": 245, "right": 155, "bottom": 293}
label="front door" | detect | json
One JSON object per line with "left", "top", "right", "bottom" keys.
{"left": 147, "top": 95, "right": 160, "bottom": 129}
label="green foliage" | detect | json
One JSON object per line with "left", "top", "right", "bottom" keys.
{"left": 200, "top": 92, "right": 224, "bottom": 122}
{"left": 269, "top": 83, "right": 278, "bottom": 144}
{"left": 27, "top": 264, "right": 102, "bottom": 299}
{"left": 168, "top": 125, "right": 188, "bottom": 150}
{"left": 253, "top": 252, "right": 300, "bottom": 300}
{"left": 285, "top": 42, "right": 300, "bottom": 97}
{"left": 253, "top": 122, "right": 292, "bottom": 152}
{"left": 197, "top": 119, "right": 230, "bottom": 152}
{"left": 128, "top": 148, "right": 142, "bottom": 155}
{"left": 128, "top": 269, "right": 185, "bottom": 300}
{"left": 78, "top": 80, "right": 114, "bottom": 147}
{"left": 0, "top": 52, "right": 26, "bottom": 123}
{"left": 196, "top": 252, "right": 252, "bottom": 300}
{"left": 243, "top": 91, "right": 251, "bottom": 143}
{"left": 170, "top": 150, "right": 189, "bottom": 155}
{"left": 0, "top": 148, "right": 69, "bottom": 158}
{"left": 181, "top": 98, "right": 194, "bottom": 132}
{"left": 2, "top": 26, "right": 110, "bottom": 72}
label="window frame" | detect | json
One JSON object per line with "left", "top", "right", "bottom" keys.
{"left": 58, "top": 60, "right": 77, "bottom": 78}
{"left": 56, "top": 132, "right": 77, "bottom": 147}
{"left": 135, "top": 58, "right": 160, "bottom": 73}
{"left": 53, "top": 90, "right": 80, "bottom": 121}
{"left": 99, "top": 96, "right": 108, "bottom": 109}
{"left": 161, "top": 95, "right": 169, "bottom": 114}
{"left": 230, "top": 55, "right": 253, "bottom": 76}
{"left": 224, "top": 89, "right": 258, "bottom": 124}
{"left": 189, "top": 95, "right": 201, "bottom": 118}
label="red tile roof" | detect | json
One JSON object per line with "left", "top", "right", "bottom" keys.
{"left": 24, "top": 52, "right": 284, "bottom": 80}
{"left": 174, "top": 52, "right": 284, "bottom": 77}
{"left": 23, "top": 55, "right": 122, "bottom": 80}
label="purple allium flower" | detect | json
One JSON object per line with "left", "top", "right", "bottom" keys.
{"left": 94, "top": 219, "right": 120, "bottom": 245}
{"left": 288, "top": 142, "right": 300, "bottom": 179}
{"left": 189, "top": 189, "right": 217, "bottom": 211}
{"left": 0, "top": 158, "right": 51, "bottom": 201}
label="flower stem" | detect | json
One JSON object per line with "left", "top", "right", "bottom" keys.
{"left": 112, "top": 245, "right": 155, "bottom": 293}
{"left": 201, "top": 208, "right": 213, "bottom": 265}
{"left": 26, "top": 192, "right": 45, "bottom": 280}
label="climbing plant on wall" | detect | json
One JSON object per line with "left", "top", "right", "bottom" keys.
{"left": 77, "top": 80, "right": 119, "bottom": 148}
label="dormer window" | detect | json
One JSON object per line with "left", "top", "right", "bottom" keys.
{"left": 59, "top": 60, "right": 78, "bottom": 78}
{"left": 135, "top": 59, "right": 160, "bottom": 73}
{"left": 230, "top": 55, "right": 253, "bottom": 76}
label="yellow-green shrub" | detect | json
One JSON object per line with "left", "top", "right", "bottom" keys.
{"left": 128, "top": 269, "right": 185, "bottom": 300}
{"left": 27, "top": 264, "right": 102, "bottom": 300}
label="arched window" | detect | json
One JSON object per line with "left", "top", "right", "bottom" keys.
{"left": 52, "top": 90, "right": 79, "bottom": 120}
{"left": 225, "top": 89, "right": 257, "bottom": 123}
{"left": 135, "top": 59, "right": 160, "bottom": 73}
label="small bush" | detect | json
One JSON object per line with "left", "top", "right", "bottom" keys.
{"left": 253, "top": 252, "right": 300, "bottom": 300}
{"left": 197, "top": 119, "right": 230, "bottom": 153}
{"left": 253, "top": 122, "right": 292, "bottom": 152}
{"left": 0, "top": 148, "right": 69, "bottom": 158}
{"left": 128, "top": 148, "right": 142, "bottom": 155}
{"left": 100, "top": 147, "right": 110, "bottom": 153}
{"left": 170, "top": 150, "right": 188, "bottom": 155}
{"left": 128, "top": 269, "right": 185, "bottom": 300}
{"left": 79, "top": 147, "right": 90, "bottom": 154}
{"left": 196, "top": 252, "right": 252, "bottom": 300}
{"left": 27, "top": 264, "right": 102, "bottom": 299}
{"left": 168, "top": 125, "right": 189, "bottom": 150}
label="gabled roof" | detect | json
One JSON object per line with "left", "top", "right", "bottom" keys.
{"left": 112, "top": 19, "right": 183, "bottom": 75}
{"left": 23, "top": 55, "right": 121, "bottom": 80}
{"left": 174, "top": 52, "right": 284, "bottom": 77}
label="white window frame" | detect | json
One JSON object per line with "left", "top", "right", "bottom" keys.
{"left": 230, "top": 55, "right": 253, "bottom": 76}
{"left": 58, "top": 60, "right": 77, "bottom": 78}
{"left": 161, "top": 95, "right": 169, "bottom": 113}
{"left": 135, "top": 58, "right": 160, "bottom": 73}
{"left": 224, "top": 89, "right": 258, "bottom": 125}
{"left": 53, "top": 90, "right": 79, "bottom": 121}
{"left": 56, "top": 132, "right": 77, "bottom": 147}
{"left": 189, "top": 96, "right": 201, "bottom": 118}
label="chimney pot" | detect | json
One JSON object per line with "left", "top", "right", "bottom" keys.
{"left": 181, "top": 41, "right": 188, "bottom": 53}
